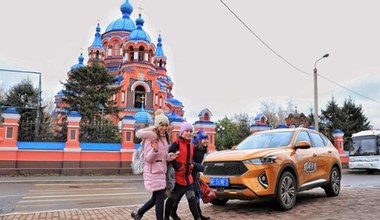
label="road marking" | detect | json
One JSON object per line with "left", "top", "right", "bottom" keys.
{"left": 20, "top": 192, "right": 147, "bottom": 202}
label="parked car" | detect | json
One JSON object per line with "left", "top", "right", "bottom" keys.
{"left": 202, "top": 128, "right": 342, "bottom": 210}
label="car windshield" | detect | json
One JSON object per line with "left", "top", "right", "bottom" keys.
{"left": 236, "top": 131, "right": 293, "bottom": 150}
{"left": 351, "top": 136, "right": 378, "bottom": 156}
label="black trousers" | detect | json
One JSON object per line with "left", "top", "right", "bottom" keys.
{"left": 138, "top": 189, "right": 166, "bottom": 220}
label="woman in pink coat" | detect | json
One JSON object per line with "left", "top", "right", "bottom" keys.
{"left": 131, "top": 109, "right": 177, "bottom": 220}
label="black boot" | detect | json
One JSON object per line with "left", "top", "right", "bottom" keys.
{"left": 170, "top": 198, "right": 181, "bottom": 220}
{"left": 188, "top": 197, "right": 201, "bottom": 220}
{"left": 170, "top": 211, "right": 181, "bottom": 220}
{"left": 164, "top": 197, "right": 176, "bottom": 220}
{"left": 131, "top": 211, "right": 142, "bottom": 220}
{"left": 197, "top": 202, "right": 210, "bottom": 220}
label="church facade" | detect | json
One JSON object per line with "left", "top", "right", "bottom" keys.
{"left": 54, "top": 0, "right": 185, "bottom": 126}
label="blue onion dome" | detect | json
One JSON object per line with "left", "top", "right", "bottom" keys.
{"left": 89, "top": 23, "right": 103, "bottom": 49}
{"left": 71, "top": 53, "right": 85, "bottom": 71}
{"left": 129, "top": 14, "right": 151, "bottom": 43}
{"left": 105, "top": 0, "right": 136, "bottom": 33}
{"left": 166, "top": 98, "right": 183, "bottom": 107}
{"left": 154, "top": 34, "right": 166, "bottom": 57}
{"left": 168, "top": 110, "right": 184, "bottom": 123}
{"left": 134, "top": 107, "right": 153, "bottom": 124}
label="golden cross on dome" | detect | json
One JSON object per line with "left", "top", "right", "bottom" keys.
{"left": 138, "top": 5, "right": 143, "bottom": 14}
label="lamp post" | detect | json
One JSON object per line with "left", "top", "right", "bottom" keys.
{"left": 217, "top": 125, "right": 225, "bottom": 150}
{"left": 0, "top": 68, "right": 41, "bottom": 138}
{"left": 313, "top": 53, "right": 329, "bottom": 131}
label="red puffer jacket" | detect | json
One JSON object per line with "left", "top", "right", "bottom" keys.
{"left": 169, "top": 136, "right": 194, "bottom": 186}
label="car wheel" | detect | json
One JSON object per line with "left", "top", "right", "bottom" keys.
{"left": 324, "top": 167, "right": 340, "bottom": 197}
{"left": 210, "top": 198, "right": 228, "bottom": 206}
{"left": 366, "top": 169, "right": 375, "bottom": 174}
{"left": 274, "top": 171, "right": 296, "bottom": 211}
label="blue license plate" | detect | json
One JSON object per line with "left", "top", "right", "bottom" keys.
{"left": 209, "top": 177, "right": 229, "bottom": 187}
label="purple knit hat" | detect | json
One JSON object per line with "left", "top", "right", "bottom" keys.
{"left": 180, "top": 122, "right": 194, "bottom": 135}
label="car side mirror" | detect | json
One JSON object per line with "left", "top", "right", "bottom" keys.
{"left": 295, "top": 141, "right": 311, "bottom": 149}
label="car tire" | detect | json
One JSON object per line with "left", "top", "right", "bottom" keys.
{"left": 274, "top": 171, "right": 296, "bottom": 211}
{"left": 324, "top": 167, "right": 340, "bottom": 197}
{"left": 366, "top": 169, "right": 375, "bottom": 174}
{"left": 210, "top": 198, "right": 228, "bottom": 206}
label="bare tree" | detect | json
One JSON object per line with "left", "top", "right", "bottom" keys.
{"left": 260, "top": 99, "right": 295, "bottom": 128}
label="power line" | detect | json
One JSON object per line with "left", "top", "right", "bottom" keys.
{"left": 219, "top": 0, "right": 380, "bottom": 105}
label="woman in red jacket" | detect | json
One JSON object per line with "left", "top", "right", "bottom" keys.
{"left": 164, "top": 122, "right": 201, "bottom": 220}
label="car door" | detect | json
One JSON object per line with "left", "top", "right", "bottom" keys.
{"left": 308, "top": 131, "right": 330, "bottom": 180}
{"left": 294, "top": 131, "right": 319, "bottom": 186}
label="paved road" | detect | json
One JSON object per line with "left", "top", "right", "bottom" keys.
{"left": 1, "top": 187, "right": 379, "bottom": 220}
{"left": 0, "top": 170, "right": 379, "bottom": 219}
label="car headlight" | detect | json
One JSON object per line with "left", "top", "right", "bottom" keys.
{"left": 243, "top": 155, "right": 278, "bottom": 165}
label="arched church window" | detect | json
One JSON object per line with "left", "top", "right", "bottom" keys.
{"left": 134, "top": 85, "right": 146, "bottom": 108}
{"left": 159, "top": 59, "right": 163, "bottom": 67}
{"left": 148, "top": 49, "right": 153, "bottom": 63}
{"left": 138, "top": 46, "right": 144, "bottom": 61}
{"left": 129, "top": 46, "right": 134, "bottom": 61}
{"left": 108, "top": 46, "right": 112, "bottom": 57}
{"left": 96, "top": 50, "right": 100, "bottom": 59}
{"left": 204, "top": 113, "right": 210, "bottom": 121}
{"left": 114, "top": 43, "right": 119, "bottom": 56}
{"left": 104, "top": 43, "right": 108, "bottom": 56}
{"left": 261, "top": 117, "right": 265, "bottom": 124}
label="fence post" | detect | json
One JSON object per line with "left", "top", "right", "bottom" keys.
{"left": 0, "top": 107, "right": 20, "bottom": 175}
{"left": 63, "top": 111, "right": 82, "bottom": 175}
{"left": 120, "top": 115, "right": 136, "bottom": 174}
{"left": 332, "top": 129, "right": 349, "bottom": 166}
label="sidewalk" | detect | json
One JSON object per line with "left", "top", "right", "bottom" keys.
{"left": 0, "top": 174, "right": 143, "bottom": 184}
{"left": 1, "top": 187, "right": 379, "bottom": 220}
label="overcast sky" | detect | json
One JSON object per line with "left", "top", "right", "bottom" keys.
{"left": 1, "top": 0, "right": 380, "bottom": 128}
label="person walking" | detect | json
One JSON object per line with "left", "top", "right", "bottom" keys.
{"left": 131, "top": 109, "right": 178, "bottom": 220}
{"left": 164, "top": 122, "right": 201, "bottom": 220}
{"left": 170, "top": 129, "right": 211, "bottom": 220}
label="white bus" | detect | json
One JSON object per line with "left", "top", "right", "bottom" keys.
{"left": 349, "top": 129, "right": 380, "bottom": 174}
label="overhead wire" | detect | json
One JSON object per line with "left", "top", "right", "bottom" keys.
{"left": 219, "top": 0, "right": 380, "bottom": 105}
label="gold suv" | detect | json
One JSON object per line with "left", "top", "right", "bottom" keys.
{"left": 202, "top": 128, "right": 342, "bottom": 210}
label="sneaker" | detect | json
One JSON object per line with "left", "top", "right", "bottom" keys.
{"left": 200, "top": 214, "right": 210, "bottom": 220}
{"left": 131, "top": 211, "right": 142, "bottom": 220}
{"left": 170, "top": 212, "right": 181, "bottom": 220}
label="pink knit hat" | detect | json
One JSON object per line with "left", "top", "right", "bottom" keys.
{"left": 180, "top": 122, "right": 194, "bottom": 135}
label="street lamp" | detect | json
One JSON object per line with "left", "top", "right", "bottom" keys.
{"left": 313, "top": 53, "right": 329, "bottom": 131}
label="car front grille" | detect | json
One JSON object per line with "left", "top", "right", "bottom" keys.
{"left": 203, "top": 161, "right": 248, "bottom": 176}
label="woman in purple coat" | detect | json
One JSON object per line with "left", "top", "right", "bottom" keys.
{"left": 131, "top": 109, "right": 178, "bottom": 220}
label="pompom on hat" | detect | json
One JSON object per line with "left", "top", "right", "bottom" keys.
{"left": 192, "top": 129, "right": 208, "bottom": 144}
{"left": 196, "top": 130, "right": 209, "bottom": 141}
{"left": 154, "top": 109, "right": 169, "bottom": 127}
{"left": 180, "top": 122, "right": 194, "bottom": 135}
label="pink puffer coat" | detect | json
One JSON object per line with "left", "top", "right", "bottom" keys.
{"left": 136, "top": 127, "right": 172, "bottom": 192}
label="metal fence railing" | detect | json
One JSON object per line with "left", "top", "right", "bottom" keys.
{"left": 80, "top": 119, "right": 121, "bottom": 143}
